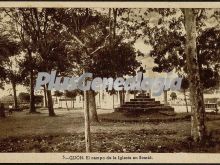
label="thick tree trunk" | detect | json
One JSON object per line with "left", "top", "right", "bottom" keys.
{"left": 184, "top": 8, "right": 206, "bottom": 143}
{"left": 183, "top": 89, "right": 189, "bottom": 113}
{"left": 88, "top": 90, "right": 99, "bottom": 122}
{"left": 81, "top": 67, "right": 91, "bottom": 152}
{"left": 46, "top": 89, "right": 56, "bottom": 116}
{"left": 12, "top": 81, "right": 18, "bottom": 109}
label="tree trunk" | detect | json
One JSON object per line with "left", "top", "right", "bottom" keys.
{"left": 84, "top": 88, "right": 91, "bottom": 152}
{"left": 0, "top": 104, "right": 6, "bottom": 118}
{"left": 99, "top": 92, "right": 101, "bottom": 108}
{"left": 113, "top": 94, "right": 114, "bottom": 109}
{"left": 46, "top": 89, "right": 56, "bottom": 116}
{"left": 82, "top": 95, "right": 84, "bottom": 109}
{"left": 66, "top": 98, "right": 69, "bottom": 111}
{"left": 183, "top": 89, "right": 189, "bottom": 113}
{"left": 12, "top": 81, "right": 18, "bottom": 109}
{"left": 88, "top": 90, "right": 99, "bottom": 122}
{"left": 29, "top": 69, "right": 36, "bottom": 113}
{"left": 113, "top": 8, "right": 117, "bottom": 38}
{"left": 119, "top": 91, "right": 123, "bottom": 106}
{"left": 28, "top": 49, "right": 36, "bottom": 113}
{"left": 43, "top": 85, "right": 48, "bottom": 108}
{"left": 184, "top": 8, "right": 206, "bottom": 143}
{"left": 109, "top": 8, "right": 112, "bottom": 45}
{"left": 119, "top": 90, "right": 125, "bottom": 106}
{"left": 164, "top": 90, "right": 168, "bottom": 105}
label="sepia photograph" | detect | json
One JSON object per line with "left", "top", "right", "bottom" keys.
{"left": 0, "top": 1, "right": 220, "bottom": 163}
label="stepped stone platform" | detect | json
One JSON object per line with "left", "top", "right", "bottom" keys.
{"left": 115, "top": 93, "right": 174, "bottom": 116}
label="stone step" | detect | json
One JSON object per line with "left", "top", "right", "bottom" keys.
{"left": 122, "top": 102, "right": 161, "bottom": 106}
{"left": 135, "top": 95, "right": 150, "bottom": 99}
{"left": 131, "top": 98, "right": 155, "bottom": 101}
{"left": 122, "top": 104, "right": 161, "bottom": 108}
{"left": 115, "top": 93, "right": 174, "bottom": 115}
{"left": 115, "top": 106, "right": 174, "bottom": 113}
{"left": 117, "top": 105, "right": 174, "bottom": 110}
{"left": 125, "top": 101, "right": 160, "bottom": 104}
{"left": 138, "top": 93, "right": 148, "bottom": 96}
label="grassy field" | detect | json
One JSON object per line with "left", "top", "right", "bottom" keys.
{"left": 0, "top": 108, "right": 220, "bottom": 152}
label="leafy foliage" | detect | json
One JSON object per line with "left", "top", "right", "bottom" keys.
{"left": 53, "top": 91, "right": 63, "bottom": 97}
{"left": 0, "top": 34, "right": 20, "bottom": 88}
{"left": 89, "top": 37, "right": 141, "bottom": 78}
{"left": 170, "top": 92, "right": 177, "bottom": 100}
{"left": 18, "top": 92, "right": 43, "bottom": 104}
{"left": 143, "top": 10, "right": 220, "bottom": 90}
{"left": 64, "top": 90, "right": 77, "bottom": 99}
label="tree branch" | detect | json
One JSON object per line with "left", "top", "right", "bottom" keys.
{"left": 3, "top": 9, "right": 23, "bottom": 27}
{"left": 90, "top": 34, "right": 110, "bottom": 55}
{"left": 72, "top": 35, "right": 86, "bottom": 48}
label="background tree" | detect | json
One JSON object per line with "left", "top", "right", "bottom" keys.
{"left": 64, "top": 90, "right": 77, "bottom": 109}
{"left": 3, "top": 8, "right": 74, "bottom": 116}
{"left": 5, "top": 70, "right": 22, "bottom": 109}
{"left": 18, "top": 92, "right": 43, "bottom": 105}
{"left": 0, "top": 34, "right": 19, "bottom": 89}
{"left": 4, "top": 54, "right": 23, "bottom": 110}
{"left": 170, "top": 92, "right": 177, "bottom": 101}
{"left": 89, "top": 36, "right": 141, "bottom": 104}
{"left": 34, "top": 95, "right": 43, "bottom": 105}
{"left": 18, "top": 92, "right": 30, "bottom": 103}
{"left": 2, "top": 8, "right": 39, "bottom": 114}
{"left": 54, "top": 90, "right": 63, "bottom": 103}
{"left": 0, "top": 27, "right": 20, "bottom": 112}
